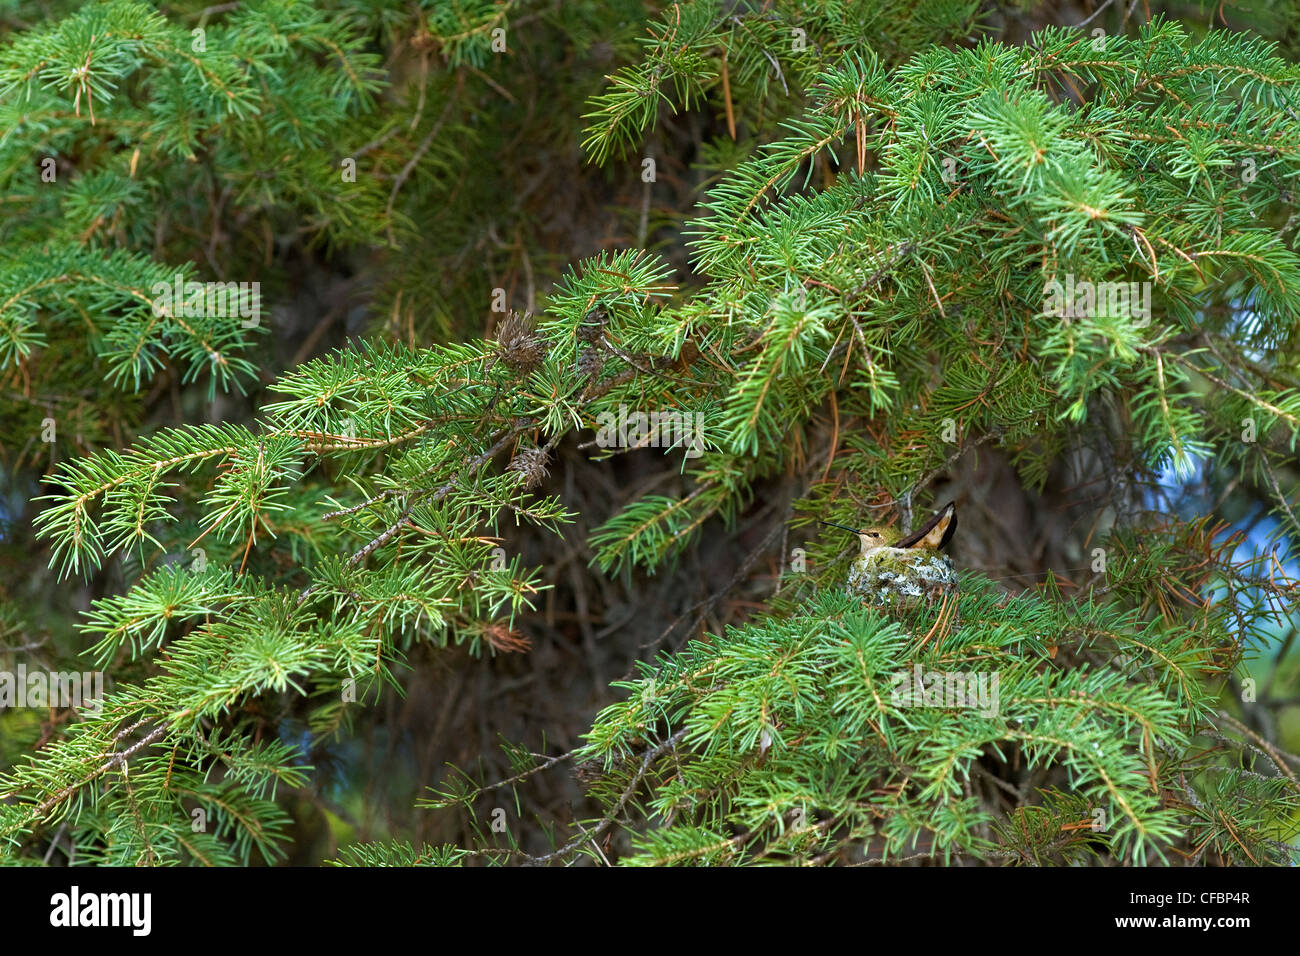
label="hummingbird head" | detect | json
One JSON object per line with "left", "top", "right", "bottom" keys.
{"left": 854, "top": 525, "right": 901, "bottom": 556}
{"left": 818, "top": 520, "right": 899, "bottom": 557}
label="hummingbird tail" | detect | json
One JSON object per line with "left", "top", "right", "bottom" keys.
{"left": 896, "top": 502, "right": 957, "bottom": 551}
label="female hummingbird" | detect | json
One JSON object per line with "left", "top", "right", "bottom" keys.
{"left": 823, "top": 502, "right": 957, "bottom": 561}
{"left": 822, "top": 503, "right": 959, "bottom": 607}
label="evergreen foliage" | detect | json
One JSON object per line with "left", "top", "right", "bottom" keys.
{"left": 1, "top": 1, "right": 1298, "bottom": 866}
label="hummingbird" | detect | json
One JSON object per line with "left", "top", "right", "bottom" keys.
{"left": 821, "top": 502, "right": 957, "bottom": 562}
{"left": 821, "top": 502, "right": 959, "bottom": 610}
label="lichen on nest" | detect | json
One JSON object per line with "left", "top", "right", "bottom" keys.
{"left": 846, "top": 547, "right": 959, "bottom": 609}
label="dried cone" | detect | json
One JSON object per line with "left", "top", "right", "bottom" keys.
{"left": 577, "top": 306, "right": 608, "bottom": 344}
{"left": 495, "top": 310, "right": 547, "bottom": 374}
{"left": 508, "top": 444, "right": 550, "bottom": 490}
{"left": 576, "top": 346, "right": 605, "bottom": 380}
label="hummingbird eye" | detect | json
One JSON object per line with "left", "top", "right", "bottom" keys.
{"left": 868, "top": 532, "right": 879, "bottom": 538}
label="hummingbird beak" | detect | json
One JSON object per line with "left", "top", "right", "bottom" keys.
{"left": 818, "top": 519, "right": 863, "bottom": 535}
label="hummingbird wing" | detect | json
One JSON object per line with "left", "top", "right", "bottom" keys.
{"left": 897, "top": 502, "right": 957, "bottom": 551}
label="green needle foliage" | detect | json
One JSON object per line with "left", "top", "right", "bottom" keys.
{"left": 573, "top": 578, "right": 1291, "bottom": 866}
{"left": 2, "top": 0, "right": 1299, "bottom": 865}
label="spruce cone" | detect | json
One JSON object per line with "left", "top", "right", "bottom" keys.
{"left": 508, "top": 444, "right": 550, "bottom": 489}
{"left": 576, "top": 346, "right": 605, "bottom": 380}
{"left": 576, "top": 306, "right": 608, "bottom": 344}
{"left": 495, "top": 310, "right": 547, "bottom": 374}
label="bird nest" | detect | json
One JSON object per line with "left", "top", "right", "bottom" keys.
{"left": 846, "top": 548, "right": 959, "bottom": 609}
